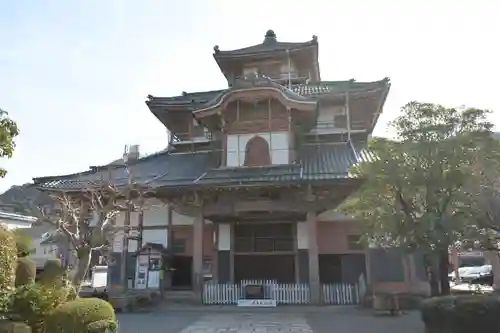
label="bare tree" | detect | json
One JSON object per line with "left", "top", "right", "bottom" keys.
{"left": 34, "top": 178, "right": 152, "bottom": 294}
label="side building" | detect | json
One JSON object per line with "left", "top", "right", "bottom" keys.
{"left": 33, "top": 30, "right": 428, "bottom": 305}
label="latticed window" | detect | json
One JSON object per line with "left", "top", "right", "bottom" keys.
{"left": 234, "top": 223, "right": 294, "bottom": 252}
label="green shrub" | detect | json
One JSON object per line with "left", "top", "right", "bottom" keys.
{"left": 421, "top": 294, "right": 500, "bottom": 333}
{"left": 12, "top": 229, "right": 33, "bottom": 258}
{"left": 0, "top": 321, "right": 32, "bottom": 333}
{"left": 15, "top": 257, "right": 36, "bottom": 287}
{"left": 86, "top": 320, "right": 117, "bottom": 333}
{"left": 38, "top": 259, "right": 64, "bottom": 285}
{"left": 66, "top": 286, "right": 78, "bottom": 301}
{"left": 0, "top": 226, "right": 17, "bottom": 312}
{"left": 44, "top": 298, "right": 116, "bottom": 333}
{"left": 11, "top": 284, "right": 69, "bottom": 333}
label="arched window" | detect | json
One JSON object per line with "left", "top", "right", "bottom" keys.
{"left": 244, "top": 136, "right": 271, "bottom": 166}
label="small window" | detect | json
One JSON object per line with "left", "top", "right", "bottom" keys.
{"left": 347, "top": 235, "right": 364, "bottom": 251}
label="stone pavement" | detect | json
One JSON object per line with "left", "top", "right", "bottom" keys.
{"left": 117, "top": 308, "right": 423, "bottom": 333}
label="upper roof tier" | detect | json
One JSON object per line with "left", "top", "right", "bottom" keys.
{"left": 213, "top": 30, "right": 320, "bottom": 83}
{"left": 213, "top": 30, "right": 317, "bottom": 58}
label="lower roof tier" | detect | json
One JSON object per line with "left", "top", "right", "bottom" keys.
{"left": 33, "top": 142, "right": 374, "bottom": 192}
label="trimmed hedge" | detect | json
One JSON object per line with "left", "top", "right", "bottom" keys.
{"left": 44, "top": 298, "right": 116, "bottom": 333}
{"left": 0, "top": 321, "right": 31, "bottom": 333}
{"left": 11, "top": 284, "right": 69, "bottom": 333}
{"left": 86, "top": 320, "right": 118, "bottom": 333}
{"left": 38, "top": 259, "right": 64, "bottom": 285}
{"left": 421, "top": 294, "right": 500, "bottom": 333}
{"left": 15, "top": 257, "right": 36, "bottom": 287}
{"left": 0, "top": 226, "right": 17, "bottom": 312}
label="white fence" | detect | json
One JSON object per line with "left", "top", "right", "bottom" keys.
{"left": 203, "top": 276, "right": 366, "bottom": 305}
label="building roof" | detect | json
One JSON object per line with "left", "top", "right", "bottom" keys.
{"left": 146, "top": 78, "right": 390, "bottom": 109}
{"left": 0, "top": 210, "right": 37, "bottom": 223}
{"left": 212, "top": 30, "right": 317, "bottom": 59}
{"left": 33, "top": 142, "right": 372, "bottom": 191}
{"left": 192, "top": 75, "right": 317, "bottom": 114}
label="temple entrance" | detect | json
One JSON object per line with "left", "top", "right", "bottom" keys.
{"left": 233, "top": 222, "right": 295, "bottom": 283}
{"left": 171, "top": 256, "right": 192, "bottom": 289}
{"left": 235, "top": 254, "right": 295, "bottom": 283}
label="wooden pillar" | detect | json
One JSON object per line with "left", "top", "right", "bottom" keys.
{"left": 213, "top": 223, "right": 218, "bottom": 282}
{"left": 307, "top": 210, "right": 321, "bottom": 304}
{"left": 192, "top": 207, "right": 204, "bottom": 300}
{"left": 229, "top": 223, "right": 235, "bottom": 283}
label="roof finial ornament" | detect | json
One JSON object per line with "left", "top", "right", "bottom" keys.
{"left": 312, "top": 35, "right": 318, "bottom": 43}
{"left": 213, "top": 45, "right": 220, "bottom": 53}
{"left": 263, "top": 29, "right": 277, "bottom": 46}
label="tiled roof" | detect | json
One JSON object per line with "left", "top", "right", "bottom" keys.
{"left": 213, "top": 30, "right": 316, "bottom": 58}
{"left": 34, "top": 151, "right": 218, "bottom": 190}
{"left": 291, "top": 79, "right": 389, "bottom": 96}
{"left": 195, "top": 164, "right": 301, "bottom": 185}
{"left": 192, "top": 75, "right": 316, "bottom": 113}
{"left": 34, "top": 142, "right": 372, "bottom": 191}
{"left": 146, "top": 79, "right": 390, "bottom": 108}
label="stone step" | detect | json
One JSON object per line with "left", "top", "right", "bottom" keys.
{"left": 163, "top": 290, "right": 199, "bottom": 305}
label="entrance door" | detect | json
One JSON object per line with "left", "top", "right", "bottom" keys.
{"left": 171, "top": 256, "right": 193, "bottom": 289}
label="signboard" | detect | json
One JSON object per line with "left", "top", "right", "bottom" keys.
{"left": 244, "top": 284, "right": 264, "bottom": 299}
{"left": 237, "top": 299, "right": 277, "bottom": 307}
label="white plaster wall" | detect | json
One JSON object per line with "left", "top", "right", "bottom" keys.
{"left": 226, "top": 132, "right": 289, "bottom": 167}
{"left": 297, "top": 222, "right": 309, "bottom": 250}
{"left": 29, "top": 238, "right": 58, "bottom": 268}
{"left": 111, "top": 200, "right": 214, "bottom": 253}
{"left": 317, "top": 210, "right": 354, "bottom": 222}
{"left": 142, "top": 229, "right": 168, "bottom": 248}
{"left": 143, "top": 206, "right": 168, "bottom": 226}
{"left": 218, "top": 224, "right": 231, "bottom": 251}
{"left": 313, "top": 106, "right": 346, "bottom": 132}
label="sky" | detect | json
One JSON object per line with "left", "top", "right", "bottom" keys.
{"left": 0, "top": 0, "right": 498, "bottom": 193}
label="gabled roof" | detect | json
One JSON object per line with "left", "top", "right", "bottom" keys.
{"left": 33, "top": 142, "right": 372, "bottom": 191}
{"left": 192, "top": 75, "right": 317, "bottom": 115}
{"left": 212, "top": 30, "right": 317, "bottom": 59}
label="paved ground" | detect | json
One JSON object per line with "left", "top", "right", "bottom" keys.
{"left": 117, "top": 308, "right": 423, "bottom": 333}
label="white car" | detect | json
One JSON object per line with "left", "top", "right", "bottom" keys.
{"left": 449, "top": 265, "right": 492, "bottom": 283}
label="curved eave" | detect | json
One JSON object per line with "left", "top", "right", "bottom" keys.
{"left": 193, "top": 87, "right": 317, "bottom": 118}
{"left": 370, "top": 82, "right": 391, "bottom": 131}
{"left": 213, "top": 42, "right": 317, "bottom": 60}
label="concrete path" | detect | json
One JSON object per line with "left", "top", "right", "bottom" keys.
{"left": 117, "top": 308, "right": 423, "bottom": 333}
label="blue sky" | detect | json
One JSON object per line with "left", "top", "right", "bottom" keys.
{"left": 0, "top": 0, "right": 498, "bottom": 193}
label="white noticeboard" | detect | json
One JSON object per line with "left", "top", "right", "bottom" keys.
{"left": 237, "top": 299, "right": 277, "bottom": 307}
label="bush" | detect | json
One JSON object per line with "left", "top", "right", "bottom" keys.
{"left": 12, "top": 229, "right": 33, "bottom": 258}
{"left": 0, "top": 321, "right": 32, "bottom": 333}
{"left": 15, "top": 257, "right": 36, "bottom": 287}
{"left": 38, "top": 259, "right": 64, "bottom": 285}
{"left": 44, "top": 298, "right": 116, "bottom": 333}
{"left": 421, "top": 294, "right": 500, "bottom": 333}
{"left": 86, "top": 320, "right": 118, "bottom": 333}
{"left": 0, "top": 226, "right": 17, "bottom": 312}
{"left": 11, "top": 284, "right": 69, "bottom": 333}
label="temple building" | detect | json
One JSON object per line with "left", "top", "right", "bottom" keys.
{"left": 33, "top": 30, "right": 427, "bottom": 305}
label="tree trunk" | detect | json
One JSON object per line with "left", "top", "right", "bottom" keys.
{"left": 72, "top": 247, "right": 92, "bottom": 293}
{"left": 484, "top": 250, "right": 500, "bottom": 291}
{"left": 425, "top": 254, "right": 440, "bottom": 297}
{"left": 438, "top": 249, "right": 451, "bottom": 295}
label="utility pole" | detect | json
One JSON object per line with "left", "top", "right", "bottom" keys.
{"left": 119, "top": 146, "right": 132, "bottom": 293}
